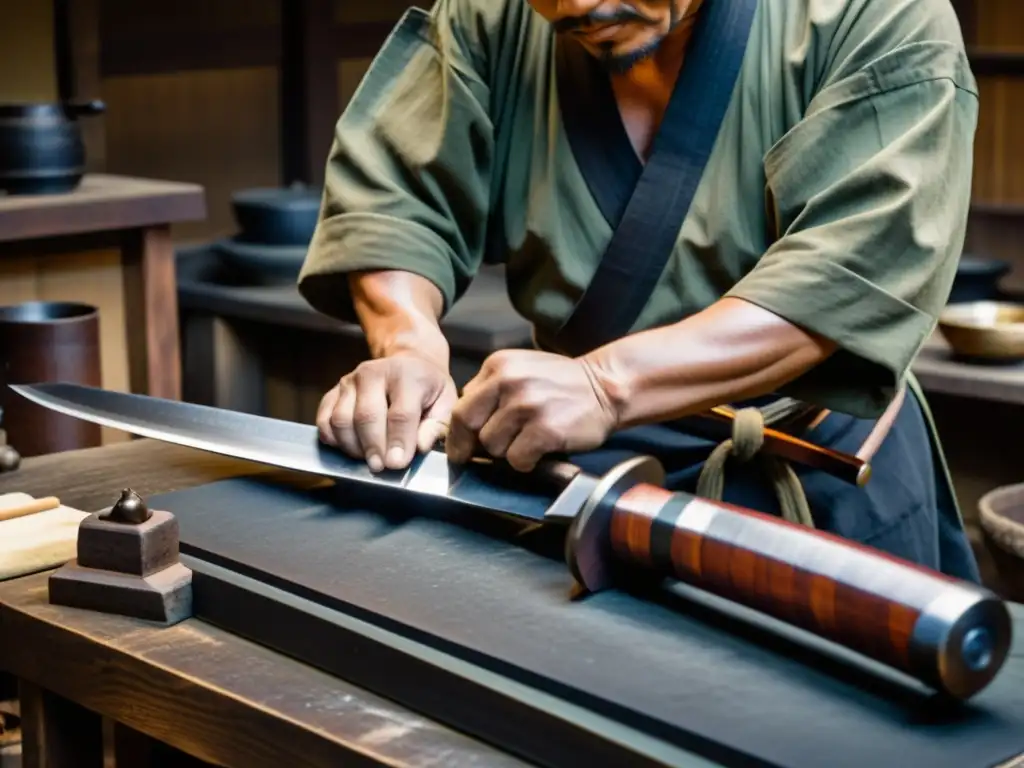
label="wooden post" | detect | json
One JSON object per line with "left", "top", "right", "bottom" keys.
{"left": 280, "top": 0, "right": 339, "bottom": 187}
{"left": 121, "top": 226, "right": 182, "bottom": 400}
{"left": 19, "top": 682, "right": 102, "bottom": 768}
{"left": 53, "top": 0, "right": 105, "bottom": 172}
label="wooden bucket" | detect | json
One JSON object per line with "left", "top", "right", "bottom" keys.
{"left": 0, "top": 301, "right": 102, "bottom": 457}
{"left": 978, "top": 483, "right": 1024, "bottom": 602}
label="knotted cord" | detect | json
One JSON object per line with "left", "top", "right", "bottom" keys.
{"left": 695, "top": 398, "right": 819, "bottom": 528}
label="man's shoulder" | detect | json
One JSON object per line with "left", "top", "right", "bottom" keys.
{"left": 763, "top": 0, "right": 965, "bottom": 41}
{"left": 431, "top": 0, "right": 532, "bottom": 38}
{"left": 760, "top": 0, "right": 972, "bottom": 90}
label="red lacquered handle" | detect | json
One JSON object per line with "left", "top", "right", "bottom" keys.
{"left": 567, "top": 469, "right": 1012, "bottom": 701}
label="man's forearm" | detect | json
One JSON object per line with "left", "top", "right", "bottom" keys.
{"left": 349, "top": 270, "right": 450, "bottom": 366}
{"left": 582, "top": 297, "right": 838, "bottom": 429}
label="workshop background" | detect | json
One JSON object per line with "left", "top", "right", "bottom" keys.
{"left": 0, "top": 2, "right": 1023, "bottom": 765}
{"left": 1, "top": 1, "right": 1023, "bottom": 580}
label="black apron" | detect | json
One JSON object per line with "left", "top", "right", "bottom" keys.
{"left": 547, "top": 0, "right": 980, "bottom": 581}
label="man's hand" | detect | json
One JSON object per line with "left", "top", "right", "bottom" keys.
{"left": 317, "top": 353, "right": 457, "bottom": 473}
{"left": 445, "top": 350, "right": 620, "bottom": 472}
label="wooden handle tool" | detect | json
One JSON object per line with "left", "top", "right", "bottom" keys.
{"left": 694, "top": 407, "right": 869, "bottom": 486}
{"left": 565, "top": 456, "right": 1012, "bottom": 701}
{"left": 0, "top": 496, "right": 60, "bottom": 522}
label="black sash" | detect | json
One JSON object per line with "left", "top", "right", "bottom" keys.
{"left": 552, "top": 0, "right": 760, "bottom": 356}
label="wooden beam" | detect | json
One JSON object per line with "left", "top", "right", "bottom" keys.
{"left": 280, "top": 0, "right": 339, "bottom": 187}
{"left": 100, "top": 26, "right": 281, "bottom": 77}
{"left": 969, "top": 50, "right": 1024, "bottom": 77}
{"left": 96, "top": 13, "right": 392, "bottom": 80}
{"left": 951, "top": 0, "right": 978, "bottom": 45}
{"left": 336, "top": 21, "right": 399, "bottom": 59}
{"left": 53, "top": 0, "right": 105, "bottom": 171}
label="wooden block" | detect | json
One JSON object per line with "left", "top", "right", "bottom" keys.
{"left": 47, "top": 489, "right": 193, "bottom": 626}
{"left": 0, "top": 493, "right": 90, "bottom": 581}
{"left": 48, "top": 561, "right": 192, "bottom": 625}
{"left": 77, "top": 509, "right": 179, "bottom": 576}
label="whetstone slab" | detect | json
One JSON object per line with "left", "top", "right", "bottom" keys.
{"left": 151, "top": 478, "right": 1024, "bottom": 768}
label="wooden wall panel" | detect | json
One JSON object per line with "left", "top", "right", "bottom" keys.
{"left": 102, "top": 68, "right": 282, "bottom": 244}
{"left": 337, "top": 59, "right": 374, "bottom": 113}
{"left": 99, "top": 0, "right": 280, "bottom": 76}
{"left": 966, "top": 0, "right": 1024, "bottom": 207}
{"left": 972, "top": 77, "right": 1024, "bottom": 204}
{"left": 971, "top": 0, "right": 1024, "bottom": 51}
{"left": 334, "top": 0, "right": 416, "bottom": 24}
{"left": 0, "top": 1, "right": 58, "bottom": 101}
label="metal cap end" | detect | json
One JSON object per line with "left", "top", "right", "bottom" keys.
{"left": 910, "top": 588, "right": 1013, "bottom": 701}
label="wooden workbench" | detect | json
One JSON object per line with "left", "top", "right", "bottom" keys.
{"left": 0, "top": 440, "right": 528, "bottom": 767}
{"left": 0, "top": 175, "right": 206, "bottom": 403}
{"left": 1, "top": 440, "right": 1022, "bottom": 767}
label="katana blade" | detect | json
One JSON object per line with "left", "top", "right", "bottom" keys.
{"left": 10, "top": 383, "right": 583, "bottom": 522}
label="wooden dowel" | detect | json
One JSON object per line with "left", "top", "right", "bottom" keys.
{"left": 696, "top": 408, "right": 869, "bottom": 486}
{"left": 856, "top": 387, "right": 906, "bottom": 462}
{"left": 0, "top": 496, "right": 61, "bottom": 523}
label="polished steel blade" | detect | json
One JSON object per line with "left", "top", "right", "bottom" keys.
{"left": 10, "top": 383, "right": 580, "bottom": 522}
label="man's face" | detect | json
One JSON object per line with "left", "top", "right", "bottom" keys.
{"left": 528, "top": 1, "right": 696, "bottom": 72}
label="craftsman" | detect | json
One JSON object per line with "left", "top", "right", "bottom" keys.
{"left": 299, "top": 0, "right": 981, "bottom": 581}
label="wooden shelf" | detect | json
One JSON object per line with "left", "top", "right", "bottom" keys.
{"left": 915, "top": 333, "right": 1024, "bottom": 407}
{"left": 0, "top": 174, "right": 205, "bottom": 243}
{"left": 967, "top": 49, "right": 1024, "bottom": 77}
{"left": 971, "top": 201, "right": 1024, "bottom": 218}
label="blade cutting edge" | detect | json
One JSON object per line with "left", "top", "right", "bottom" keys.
{"left": 10, "top": 382, "right": 560, "bottom": 521}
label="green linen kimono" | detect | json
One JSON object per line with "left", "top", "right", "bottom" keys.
{"left": 298, "top": 0, "right": 981, "bottom": 580}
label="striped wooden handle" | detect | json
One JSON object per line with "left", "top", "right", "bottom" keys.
{"left": 565, "top": 460, "right": 1012, "bottom": 700}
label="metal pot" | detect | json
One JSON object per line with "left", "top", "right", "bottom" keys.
{"left": 950, "top": 255, "right": 1011, "bottom": 304}
{"left": 0, "top": 100, "right": 105, "bottom": 195}
{"left": 231, "top": 184, "right": 322, "bottom": 246}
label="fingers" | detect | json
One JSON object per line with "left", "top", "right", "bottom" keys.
{"left": 505, "top": 424, "right": 560, "bottom": 473}
{"left": 446, "top": 377, "right": 500, "bottom": 464}
{"left": 417, "top": 383, "right": 458, "bottom": 453}
{"left": 317, "top": 383, "right": 364, "bottom": 457}
{"left": 382, "top": 377, "right": 425, "bottom": 470}
{"left": 317, "top": 357, "right": 457, "bottom": 472}
{"left": 315, "top": 386, "right": 340, "bottom": 445}
{"left": 316, "top": 384, "right": 364, "bottom": 457}
{"left": 416, "top": 418, "right": 448, "bottom": 454}
{"left": 476, "top": 406, "right": 527, "bottom": 459}
{"left": 350, "top": 368, "right": 390, "bottom": 472}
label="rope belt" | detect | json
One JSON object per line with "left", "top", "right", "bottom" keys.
{"left": 695, "top": 397, "right": 822, "bottom": 528}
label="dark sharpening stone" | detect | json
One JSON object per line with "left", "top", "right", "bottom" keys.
{"left": 152, "top": 477, "right": 1024, "bottom": 768}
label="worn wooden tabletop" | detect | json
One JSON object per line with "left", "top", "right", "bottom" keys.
{"left": 0, "top": 439, "right": 530, "bottom": 768}
{"left": 0, "top": 439, "right": 269, "bottom": 513}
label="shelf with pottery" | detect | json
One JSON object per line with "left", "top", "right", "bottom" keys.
{"left": 180, "top": 204, "right": 1024, "bottom": 414}
{"left": 913, "top": 252, "right": 1024, "bottom": 407}
{"left": 175, "top": 185, "right": 534, "bottom": 422}
{"left": 0, "top": 101, "right": 206, "bottom": 409}
{"left": 916, "top": 327, "right": 1024, "bottom": 407}
{"left": 0, "top": 173, "right": 206, "bottom": 411}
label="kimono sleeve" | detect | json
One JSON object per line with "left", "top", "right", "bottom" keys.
{"left": 298, "top": 1, "right": 495, "bottom": 323}
{"left": 726, "top": 42, "right": 979, "bottom": 418}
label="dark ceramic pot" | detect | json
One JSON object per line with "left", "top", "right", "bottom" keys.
{"left": 0, "top": 100, "right": 105, "bottom": 195}
{"left": 213, "top": 238, "right": 308, "bottom": 284}
{"left": 950, "top": 256, "right": 1011, "bottom": 304}
{"left": 231, "top": 185, "right": 322, "bottom": 246}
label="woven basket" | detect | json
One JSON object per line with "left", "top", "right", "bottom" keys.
{"left": 978, "top": 484, "right": 1024, "bottom": 602}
